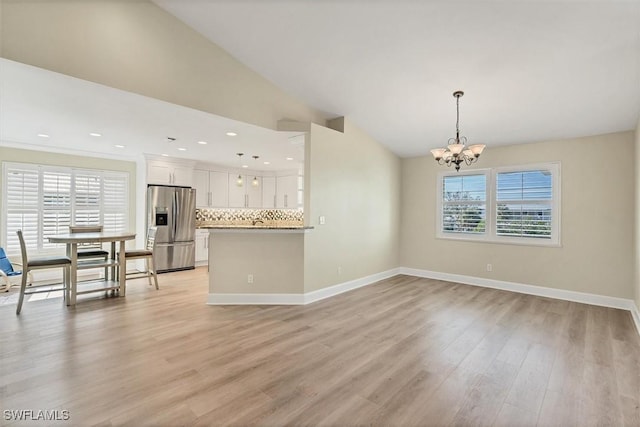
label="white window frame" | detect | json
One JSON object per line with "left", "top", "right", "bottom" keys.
{"left": 437, "top": 162, "right": 561, "bottom": 247}
{"left": 2, "top": 162, "right": 130, "bottom": 256}
{"left": 436, "top": 168, "right": 491, "bottom": 242}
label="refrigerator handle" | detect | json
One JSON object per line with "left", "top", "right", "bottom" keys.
{"left": 173, "top": 191, "right": 179, "bottom": 238}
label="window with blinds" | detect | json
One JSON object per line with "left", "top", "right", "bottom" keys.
{"left": 2, "top": 163, "right": 129, "bottom": 255}
{"left": 437, "top": 163, "right": 560, "bottom": 246}
{"left": 441, "top": 174, "right": 487, "bottom": 235}
{"left": 496, "top": 170, "right": 553, "bottom": 239}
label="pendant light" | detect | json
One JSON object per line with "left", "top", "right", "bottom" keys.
{"left": 252, "top": 156, "right": 260, "bottom": 187}
{"left": 236, "top": 153, "right": 244, "bottom": 187}
{"left": 430, "top": 90, "right": 486, "bottom": 172}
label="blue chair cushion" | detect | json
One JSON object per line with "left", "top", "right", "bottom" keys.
{"left": 0, "top": 247, "right": 18, "bottom": 275}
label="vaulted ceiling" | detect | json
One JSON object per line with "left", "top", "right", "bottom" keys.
{"left": 153, "top": 0, "right": 640, "bottom": 157}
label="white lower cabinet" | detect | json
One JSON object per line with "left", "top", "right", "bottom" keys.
{"left": 195, "top": 230, "right": 209, "bottom": 264}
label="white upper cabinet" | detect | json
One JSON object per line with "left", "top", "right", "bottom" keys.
{"left": 192, "top": 161, "right": 303, "bottom": 210}
{"left": 246, "top": 176, "right": 262, "bottom": 208}
{"left": 209, "top": 171, "right": 229, "bottom": 207}
{"left": 228, "top": 175, "right": 262, "bottom": 208}
{"left": 276, "top": 175, "right": 300, "bottom": 209}
{"left": 194, "top": 169, "right": 229, "bottom": 208}
{"left": 228, "top": 174, "right": 246, "bottom": 208}
{"left": 193, "top": 169, "right": 209, "bottom": 207}
{"left": 147, "top": 158, "right": 194, "bottom": 186}
{"left": 262, "top": 176, "right": 277, "bottom": 209}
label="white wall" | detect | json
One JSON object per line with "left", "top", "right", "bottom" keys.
{"left": 208, "top": 231, "right": 304, "bottom": 294}
{"left": 304, "top": 120, "right": 401, "bottom": 292}
{"left": 0, "top": 0, "right": 327, "bottom": 130}
{"left": 401, "top": 131, "right": 635, "bottom": 299}
{"left": 635, "top": 119, "right": 640, "bottom": 311}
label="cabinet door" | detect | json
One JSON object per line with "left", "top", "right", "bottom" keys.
{"left": 246, "top": 176, "right": 262, "bottom": 208}
{"left": 228, "top": 174, "right": 246, "bottom": 208}
{"left": 276, "top": 175, "right": 299, "bottom": 208}
{"left": 209, "top": 171, "right": 229, "bottom": 207}
{"left": 262, "top": 177, "right": 276, "bottom": 208}
{"left": 172, "top": 165, "right": 193, "bottom": 186}
{"left": 147, "top": 162, "right": 172, "bottom": 185}
{"left": 193, "top": 169, "right": 210, "bottom": 207}
{"left": 195, "top": 230, "right": 209, "bottom": 263}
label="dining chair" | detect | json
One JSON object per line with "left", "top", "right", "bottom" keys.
{"left": 118, "top": 227, "right": 159, "bottom": 290}
{"left": 15, "top": 230, "right": 71, "bottom": 315}
{"left": 69, "top": 225, "right": 110, "bottom": 279}
{"left": 0, "top": 247, "right": 31, "bottom": 292}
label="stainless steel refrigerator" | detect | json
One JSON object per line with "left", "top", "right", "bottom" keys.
{"left": 147, "top": 185, "right": 196, "bottom": 273}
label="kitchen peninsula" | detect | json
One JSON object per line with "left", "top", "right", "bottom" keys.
{"left": 196, "top": 208, "right": 312, "bottom": 303}
{"left": 203, "top": 226, "right": 313, "bottom": 304}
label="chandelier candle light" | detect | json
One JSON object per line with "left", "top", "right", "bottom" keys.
{"left": 431, "top": 91, "right": 485, "bottom": 172}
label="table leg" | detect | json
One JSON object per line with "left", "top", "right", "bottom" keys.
{"left": 118, "top": 240, "right": 126, "bottom": 296}
{"left": 110, "top": 241, "right": 116, "bottom": 282}
{"left": 69, "top": 243, "right": 78, "bottom": 306}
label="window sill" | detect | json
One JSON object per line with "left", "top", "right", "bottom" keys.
{"left": 436, "top": 234, "right": 561, "bottom": 248}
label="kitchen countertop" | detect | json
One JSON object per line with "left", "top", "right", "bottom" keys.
{"left": 198, "top": 225, "right": 313, "bottom": 231}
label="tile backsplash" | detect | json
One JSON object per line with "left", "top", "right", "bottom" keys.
{"left": 196, "top": 208, "right": 303, "bottom": 227}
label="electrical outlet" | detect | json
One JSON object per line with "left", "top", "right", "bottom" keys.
{"left": 337, "top": 266, "right": 342, "bottom": 275}
{"left": 486, "top": 264, "right": 492, "bottom": 272}
{"left": 319, "top": 215, "right": 326, "bottom": 225}
{"left": 248, "top": 274, "right": 254, "bottom": 283}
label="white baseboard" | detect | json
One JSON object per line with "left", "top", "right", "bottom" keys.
{"left": 303, "top": 268, "right": 401, "bottom": 304}
{"left": 206, "top": 265, "right": 640, "bottom": 337}
{"left": 401, "top": 267, "right": 640, "bottom": 336}
{"left": 207, "top": 268, "right": 400, "bottom": 306}
{"left": 207, "top": 293, "right": 304, "bottom": 305}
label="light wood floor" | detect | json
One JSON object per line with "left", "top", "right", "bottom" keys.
{"left": 1, "top": 268, "right": 638, "bottom": 426}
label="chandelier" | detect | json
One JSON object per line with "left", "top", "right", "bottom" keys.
{"left": 430, "top": 90, "right": 485, "bottom": 172}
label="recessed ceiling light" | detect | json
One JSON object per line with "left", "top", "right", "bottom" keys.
{"left": 178, "top": 147, "right": 187, "bottom": 151}
{"left": 197, "top": 141, "right": 207, "bottom": 145}
{"left": 114, "top": 144, "right": 125, "bottom": 148}
{"left": 286, "top": 157, "right": 294, "bottom": 161}
{"left": 242, "top": 165, "right": 248, "bottom": 168}
{"left": 263, "top": 161, "right": 270, "bottom": 165}
{"left": 161, "top": 153, "right": 169, "bottom": 157}
{"left": 37, "top": 133, "right": 49, "bottom": 138}
{"left": 90, "top": 132, "right": 102, "bottom": 137}
{"left": 226, "top": 132, "right": 237, "bottom": 137}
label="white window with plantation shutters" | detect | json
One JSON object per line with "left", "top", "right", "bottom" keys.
{"left": 4, "top": 166, "right": 40, "bottom": 254}
{"left": 2, "top": 162, "right": 130, "bottom": 256}
{"left": 102, "top": 173, "right": 128, "bottom": 234}
{"left": 42, "top": 170, "right": 72, "bottom": 251}
{"left": 437, "top": 162, "right": 560, "bottom": 246}
{"left": 493, "top": 163, "right": 560, "bottom": 246}
{"left": 437, "top": 171, "right": 488, "bottom": 239}
{"left": 74, "top": 172, "right": 102, "bottom": 226}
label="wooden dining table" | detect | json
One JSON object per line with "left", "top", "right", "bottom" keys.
{"left": 48, "top": 231, "right": 136, "bottom": 305}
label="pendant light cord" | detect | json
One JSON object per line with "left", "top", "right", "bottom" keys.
{"left": 455, "top": 94, "right": 460, "bottom": 142}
